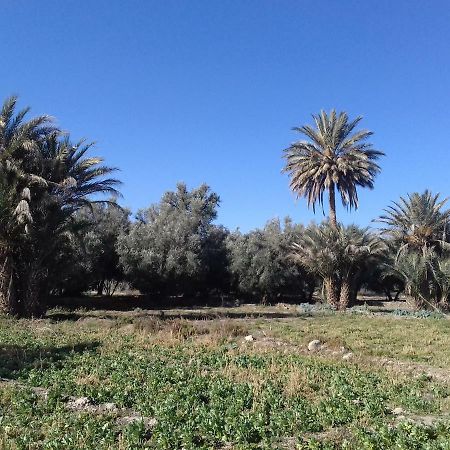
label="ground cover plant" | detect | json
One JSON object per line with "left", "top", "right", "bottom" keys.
{"left": 1, "top": 304, "right": 450, "bottom": 449}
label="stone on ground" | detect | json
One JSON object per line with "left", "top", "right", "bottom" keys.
{"left": 308, "top": 340, "right": 322, "bottom": 352}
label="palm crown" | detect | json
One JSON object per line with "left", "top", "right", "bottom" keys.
{"left": 378, "top": 190, "right": 450, "bottom": 255}
{"left": 283, "top": 110, "right": 383, "bottom": 226}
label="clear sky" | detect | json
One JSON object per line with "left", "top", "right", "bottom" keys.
{"left": 2, "top": 1, "right": 450, "bottom": 231}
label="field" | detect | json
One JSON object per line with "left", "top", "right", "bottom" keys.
{"left": 1, "top": 301, "right": 450, "bottom": 449}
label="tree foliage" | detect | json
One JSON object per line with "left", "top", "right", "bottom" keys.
{"left": 0, "top": 96, "right": 120, "bottom": 316}
{"left": 226, "top": 218, "right": 315, "bottom": 303}
{"left": 292, "top": 222, "right": 383, "bottom": 309}
{"left": 117, "top": 183, "right": 224, "bottom": 296}
{"left": 379, "top": 191, "right": 450, "bottom": 309}
{"left": 283, "top": 110, "right": 383, "bottom": 227}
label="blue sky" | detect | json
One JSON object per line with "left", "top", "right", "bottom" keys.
{"left": 2, "top": 1, "right": 450, "bottom": 231}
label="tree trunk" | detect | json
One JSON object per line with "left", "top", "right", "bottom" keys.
{"left": 97, "top": 278, "right": 105, "bottom": 296}
{"left": 339, "top": 277, "right": 351, "bottom": 310}
{"left": 0, "top": 250, "right": 17, "bottom": 315}
{"left": 328, "top": 182, "right": 337, "bottom": 228}
{"left": 21, "top": 269, "right": 46, "bottom": 318}
{"left": 323, "top": 277, "right": 339, "bottom": 308}
{"left": 15, "top": 259, "right": 46, "bottom": 318}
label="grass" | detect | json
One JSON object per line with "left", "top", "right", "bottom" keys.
{"left": 267, "top": 314, "right": 450, "bottom": 368}
{"left": 1, "top": 303, "right": 450, "bottom": 449}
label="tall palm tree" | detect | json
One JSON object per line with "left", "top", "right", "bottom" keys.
{"left": 0, "top": 96, "right": 55, "bottom": 314}
{"left": 283, "top": 110, "right": 383, "bottom": 227}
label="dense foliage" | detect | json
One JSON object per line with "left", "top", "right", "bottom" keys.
{"left": 117, "top": 183, "right": 227, "bottom": 296}
{"left": 226, "top": 218, "right": 315, "bottom": 302}
{"left": 2, "top": 97, "right": 450, "bottom": 314}
{"left": 0, "top": 97, "right": 119, "bottom": 317}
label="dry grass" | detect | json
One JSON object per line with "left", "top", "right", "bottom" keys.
{"left": 40, "top": 302, "right": 450, "bottom": 371}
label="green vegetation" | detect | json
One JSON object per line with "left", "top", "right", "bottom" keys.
{"left": 1, "top": 310, "right": 450, "bottom": 449}
{"left": 2, "top": 97, "right": 450, "bottom": 448}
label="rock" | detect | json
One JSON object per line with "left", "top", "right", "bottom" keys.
{"left": 392, "top": 407, "right": 404, "bottom": 415}
{"left": 308, "top": 340, "right": 322, "bottom": 352}
{"left": 244, "top": 335, "right": 255, "bottom": 342}
{"left": 103, "top": 402, "right": 118, "bottom": 412}
{"left": 66, "top": 396, "right": 92, "bottom": 410}
{"left": 342, "top": 352, "right": 354, "bottom": 360}
{"left": 73, "top": 397, "right": 91, "bottom": 407}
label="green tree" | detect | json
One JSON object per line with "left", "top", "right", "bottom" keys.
{"left": 292, "top": 222, "right": 383, "bottom": 309}
{"left": 76, "top": 202, "right": 130, "bottom": 296}
{"left": 18, "top": 134, "right": 120, "bottom": 315}
{"left": 226, "top": 218, "right": 315, "bottom": 303}
{"left": 0, "top": 96, "right": 54, "bottom": 314}
{"left": 117, "top": 183, "right": 221, "bottom": 296}
{"left": 379, "top": 190, "right": 450, "bottom": 256}
{"left": 379, "top": 191, "right": 450, "bottom": 309}
{"left": 0, "top": 96, "right": 120, "bottom": 316}
{"left": 283, "top": 110, "right": 383, "bottom": 227}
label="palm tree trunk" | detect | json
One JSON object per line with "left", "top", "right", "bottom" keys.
{"left": 323, "top": 276, "right": 339, "bottom": 308}
{"left": 20, "top": 264, "right": 46, "bottom": 318}
{"left": 328, "top": 182, "right": 337, "bottom": 228}
{"left": 339, "top": 276, "right": 351, "bottom": 310}
{"left": 0, "top": 249, "right": 17, "bottom": 315}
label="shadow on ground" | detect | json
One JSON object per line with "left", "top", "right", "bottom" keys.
{"left": 47, "top": 310, "right": 310, "bottom": 322}
{"left": 0, "top": 341, "right": 100, "bottom": 379}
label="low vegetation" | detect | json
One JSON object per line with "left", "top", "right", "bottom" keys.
{"left": 1, "top": 306, "right": 450, "bottom": 449}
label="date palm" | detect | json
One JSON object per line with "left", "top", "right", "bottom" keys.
{"left": 291, "top": 222, "right": 383, "bottom": 309}
{"left": 17, "top": 133, "right": 120, "bottom": 317}
{"left": 291, "top": 223, "right": 342, "bottom": 307}
{"left": 379, "top": 191, "right": 450, "bottom": 310}
{"left": 283, "top": 110, "right": 383, "bottom": 227}
{"left": 0, "top": 96, "right": 55, "bottom": 314}
{"left": 378, "top": 190, "right": 450, "bottom": 256}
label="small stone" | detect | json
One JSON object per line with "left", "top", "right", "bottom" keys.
{"left": 103, "top": 402, "right": 118, "bottom": 412}
{"left": 392, "top": 407, "right": 404, "bottom": 415}
{"left": 73, "top": 397, "right": 91, "bottom": 407}
{"left": 342, "top": 352, "right": 354, "bottom": 360}
{"left": 308, "top": 340, "right": 322, "bottom": 352}
{"left": 146, "top": 417, "right": 158, "bottom": 427}
{"left": 244, "top": 335, "right": 255, "bottom": 342}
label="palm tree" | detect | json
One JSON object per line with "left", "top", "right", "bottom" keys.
{"left": 283, "top": 110, "right": 383, "bottom": 227}
{"left": 291, "top": 223, "right": 342, "bottom": 307}
{"left": 379, "top": 191, "right": 450, "bottom": 310}
{"left": 0, "top": 96, "right": 55, "bottom": 314}
{"left": 337, "top": 225, "right": 384, "bottom": 309}
{"left": 16, "top": 133, "right": 120, "bottom": 317}
{"left": 291, "top": 222, "right": 383, "bottom": 309}
{"left": 378, "top": 190, "right": 450, "bottom": 256}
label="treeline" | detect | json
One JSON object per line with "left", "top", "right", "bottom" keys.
{"left": 52, "top": 183, "right": 450, "bottom": 314}
{"left": 52, "top": 183, "right": 315, "bottom": 304}
{"left": 2, "top": 97, "right": 450, "bottom": 317}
